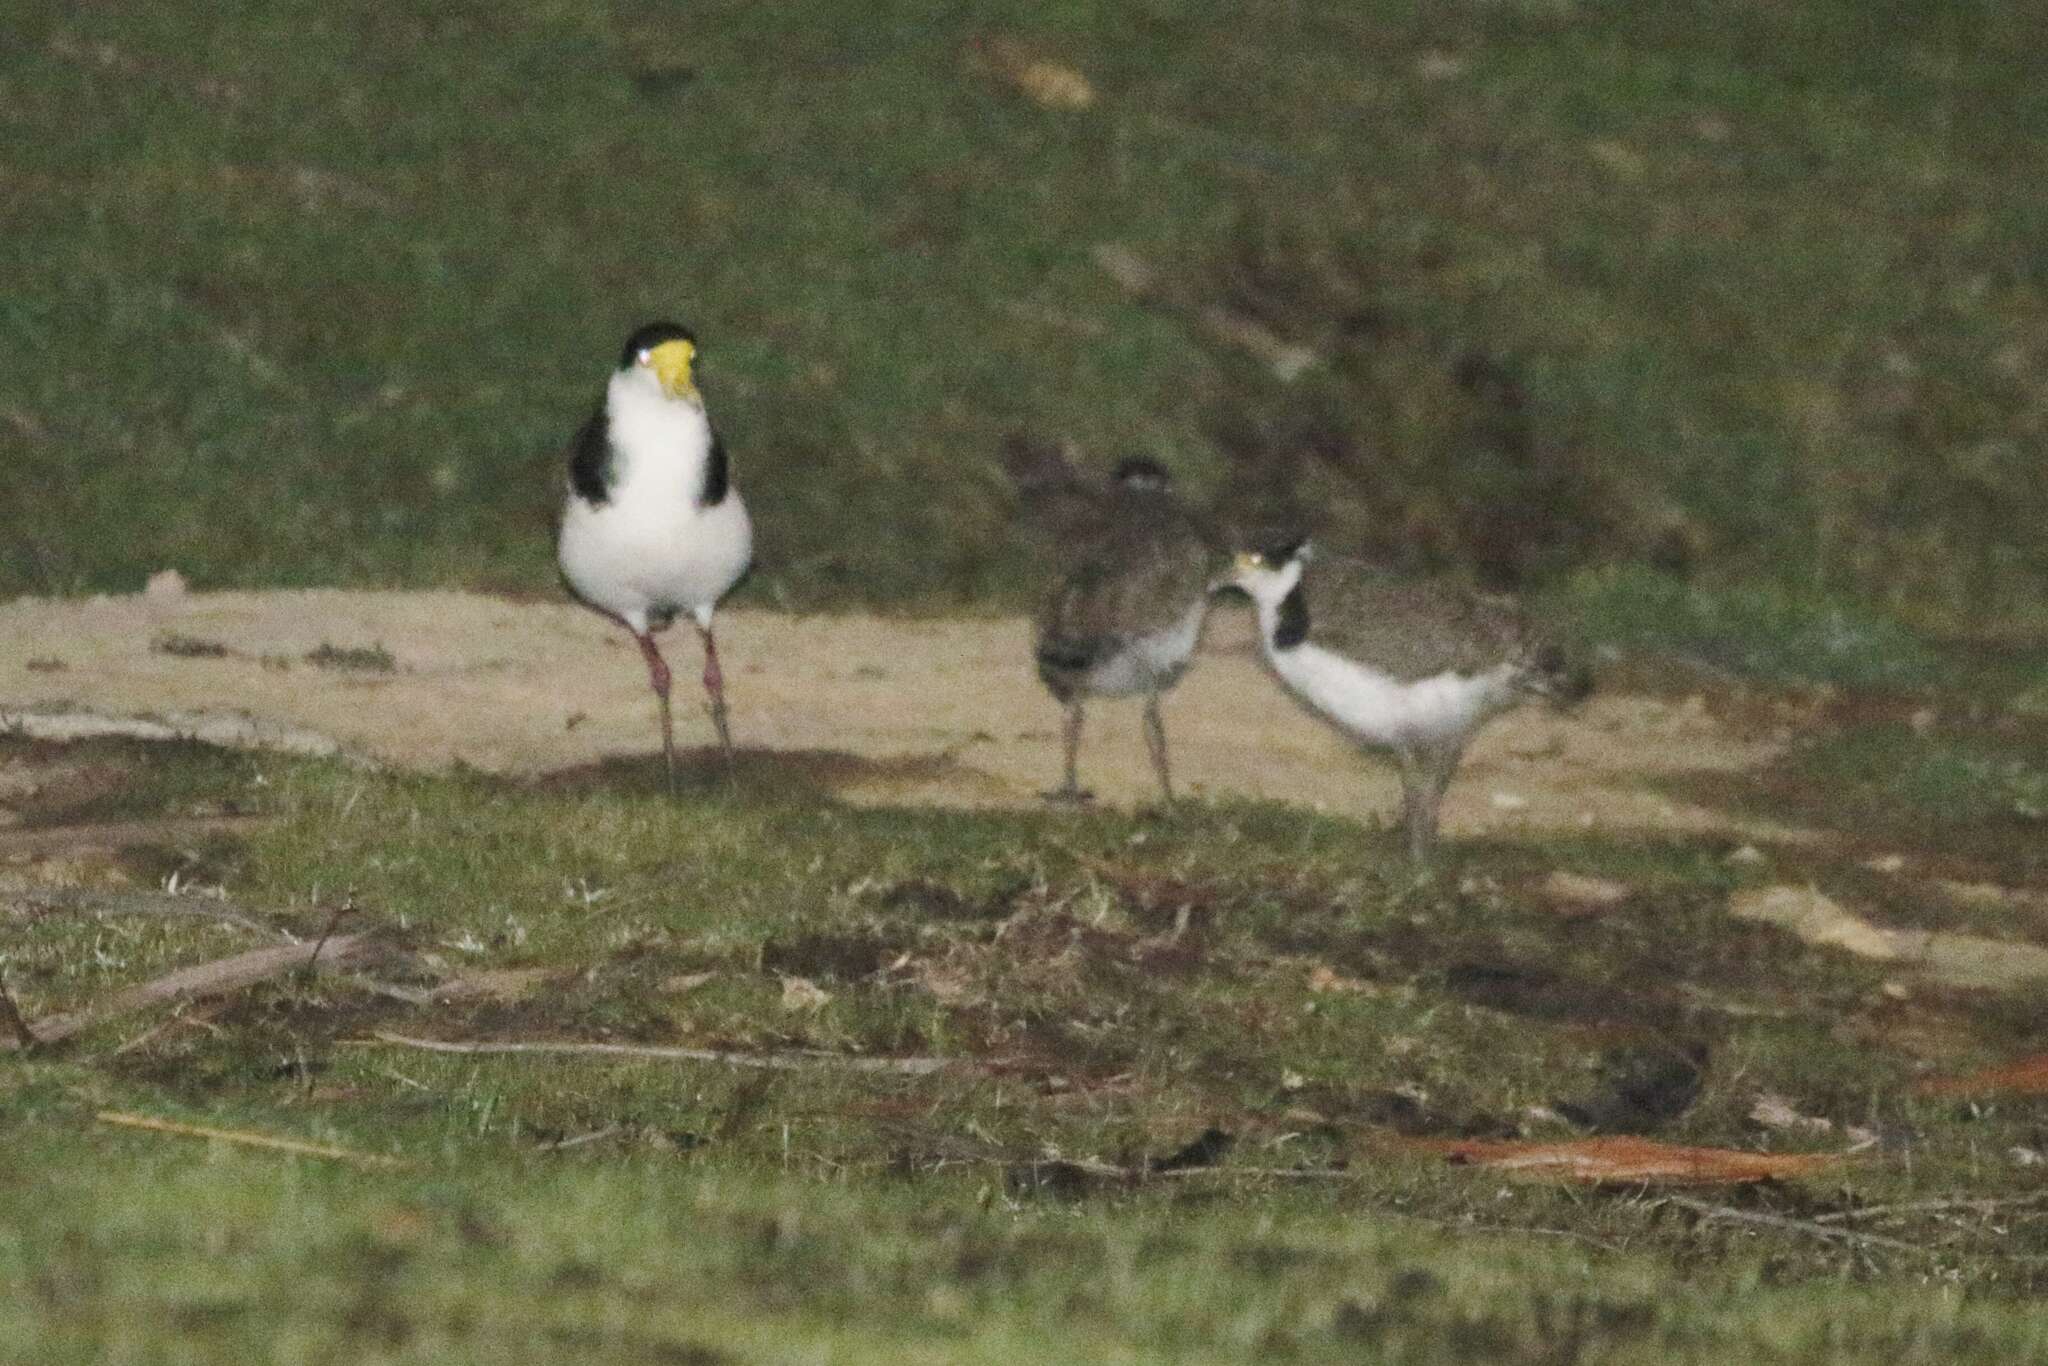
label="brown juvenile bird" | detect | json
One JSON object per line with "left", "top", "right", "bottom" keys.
{"left": 1004, "top": 436, "right": 1223, "bottom": 803}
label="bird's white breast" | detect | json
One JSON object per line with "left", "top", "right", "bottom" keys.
{"left": 1268, "top": 642, "right": 1513, "bottom": 749}
{"left": 1084, "top": 597, "right": 1207, "bottom": 696}
{"left": 557, "top": 375, "right": 752, "bottom": 633}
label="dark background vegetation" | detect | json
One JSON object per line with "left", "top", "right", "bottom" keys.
{"left": 2, "top": 0, "right": 2042, "bottom": 636}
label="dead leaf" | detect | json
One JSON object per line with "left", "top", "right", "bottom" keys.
{"left": 1091, "top": 243, "right": 1157, "bottom": 298}
{"left": 659, "top": 971, "right": 717, "bottom": 995}
{"left": 1749, "top": 1093, "right": 1833, "bottom": 1135}
{"left": 780, "top": 976, "right": 831, "bottom": 1012}
{"left": 1916, "top": 1054, "right": 2048, "bottom": 1097}
{"left": 912, "top": 958, "right": 974, "bottom": 1003}
{"left": 1730, "top": 885, "right": 1900, "bottom": 959}
{"left": 975, "top": 38, "right": 1095, "bottom": 110}
{"left": 1414, "top": 51, "right": 1466, "bottom": 80}
{"left": 1194, "top": 306, "right": 1318, "bottom": 382}
{"left": 1733, "top": 886, "right": 2048, "bottom": 991}
{"left": 1537, "top": 871, "right": 1630, "bottom": 916}
{"left": 435, "top": 967, "right": 553, "bottom": 1003}
{"left": 1408, "top": 1135, "right": 1844, "bottom": 1186}
{"left": 1587, "top": 140, "right": 1647, "bottom": 180}
{"left": 1307, "top": 965, "right": 1370, "bottom": 994}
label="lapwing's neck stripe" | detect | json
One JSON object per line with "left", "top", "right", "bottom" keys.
{"left": 700, "top": 428, "right": 730, "bottom": 508}
{"left": 568, "top": 407, "right": 612, "bottom": 505}
{"left": 1274, "top": 583, "right": 1309, "bottom": 650}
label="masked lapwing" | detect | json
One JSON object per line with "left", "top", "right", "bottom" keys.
{"left": 558, "top": 322, "right": 752, "bottom": 790}
{"left": 1223, "top": 537, "right": 1589, "bottom": 861}
{"left": 1005, "top": 437, "right": 1223, "bottom": 804}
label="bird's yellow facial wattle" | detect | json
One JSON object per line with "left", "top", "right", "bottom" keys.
{"left": 642, "top": 339, "right": 699, "bottom": 402}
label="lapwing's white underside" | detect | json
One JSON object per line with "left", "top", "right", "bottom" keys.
{"left": 557, "top": 324, "right": 752, "bottom": 787}
{"left": 558, "top": 368, "right": 752, "bottom": 636}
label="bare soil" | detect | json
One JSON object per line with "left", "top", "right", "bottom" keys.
{"left": 1, "top": 588, "right": 1805, "bottom": 843}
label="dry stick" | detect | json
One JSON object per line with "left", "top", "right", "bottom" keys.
{"left": 108, "top": 1005, "right": 223, "bottom": 1058}
{"left": 0, "top": 815, "right": 275, "bottom": 859}
{"left": 95, "top": 1110, "right": 408, "bottom": 1169}
{"left": 3, "top": 933, "right": 381, "bottom": 1051}
{"left": 13, "top": 888, "right": 280, "bottom": 938}
{"left": 1660, "top": 1195, "right": 1933, "bottom": 1257}
{"left": 0, "top": 971, "right": 37, "bottom": 1051}
{"left": 1813, "top": 1192, "right": 2048, "bottom": 1225}
{"left": 362, "top": 1031, "right": 974, "bottom": 1077}
{"left": 302, "top": 898, "right": 356, "bottom": 978}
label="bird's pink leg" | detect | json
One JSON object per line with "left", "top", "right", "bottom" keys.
{"left": 635, "top": 630, "right": 677, "bottom": 795}
{"left": 698, "top": 624, "right": 734, "bottom": 768}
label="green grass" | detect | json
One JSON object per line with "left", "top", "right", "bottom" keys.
{"left": 1561, "top": 567, "right": 1955, "bottom": 691}
{"left": 2, "top": 0, "right": 2045, "bottom": 633}
{"left": 8, "top": 733, "right": 2048, "bottom": 1359}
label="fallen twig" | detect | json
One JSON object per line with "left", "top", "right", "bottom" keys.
{"left": 1659, "top": 1195, "right": 1932, "bottom": 1257}
{"left": 1813, "top": 1192, "right": 2048, "bottom": 1225}
{"left": 108, "top": 1003, "right": 225, "bottom": 1057}
{"left": 302, "top": 898, "right": 356, "bottom": 978}
{"left": 360, "top": 1031, "right": 976, "bottom": 1077}
{"left": 7, "top": 888, "right": 280, "bottom": 937}
{"left": 0, "top": 815, "right": 275, "bottom": 859}
{"left": 95, "top": 1110, "right": 407, "bottom": 1168}
{"left": 4, "top": 933, "right": 385, "bottom": 1051}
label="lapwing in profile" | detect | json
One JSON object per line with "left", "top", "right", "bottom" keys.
{"left": 558, "top": 322, "right": 752, "bottom": 791}
{"left": 1004, "top": 437, "right": 1223, "bottom": 803}
{"left": 1223, "top": 538, "right": 1589, "bottom": 861}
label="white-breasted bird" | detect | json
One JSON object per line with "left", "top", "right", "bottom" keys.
{"left": 1005, "top": 437, "right": 1223, "bottom": 803}
{"left": 558, "top": 322, "right": 752, "bottom": 789}
{"left": 1223, "top": 537, "right": 1589, "bottom": 861}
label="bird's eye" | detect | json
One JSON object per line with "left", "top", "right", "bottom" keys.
{"left": 637, "top": 348, "right": 652, "bottom": 365}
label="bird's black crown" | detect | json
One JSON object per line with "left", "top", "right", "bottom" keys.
{"left": 1247, "top": 533, "right": 1311, "bottom": 566}
{"left": 618, "top": 321, "right": 698, "bottom": 369}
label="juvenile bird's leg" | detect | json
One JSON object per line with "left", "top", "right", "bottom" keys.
{"left": 697, "top": 623, "right": 733, "bottom": 770}
{"left": 1395, "top": 746, "right": 1439, "bottom": 864}
{"left": 1428, "top": 740, "right": 1464, "bottom": 803}
{"left": 1143, "top": 692, "right": 1174, "bottom": 804}
{"left": 1042, "top": 701, "right": 1093, "bottom": 804}
{"left": 635, "top": 631, "right": 677, "bottom": 797}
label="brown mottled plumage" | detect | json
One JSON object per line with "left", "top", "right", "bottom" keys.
{"left": 1281, "top": 557, "right": 1537, "bottom": 684}
{"left": 1005, "top": 436, "right": 1223, "bottom": 802}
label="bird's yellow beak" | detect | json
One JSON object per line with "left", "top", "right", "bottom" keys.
{"left": 644, "top": 339, "right": 699, "bottom": 402}
{"left": 1232, "top": 550, "right": 1262, "bottom": 573}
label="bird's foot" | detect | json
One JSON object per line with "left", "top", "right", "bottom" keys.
{"left": 1039, "top": 785, "right": 1097, "bottom": 806}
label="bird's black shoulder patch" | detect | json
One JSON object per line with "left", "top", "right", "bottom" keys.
{"left": 1274, "top": 583, "right": 1310, "bottom": 649}
{"left": 568, "top": 407, "right": 612, "bottom": 505}
{"left": 701, "top": 428, "right": 730, "bottom": 507}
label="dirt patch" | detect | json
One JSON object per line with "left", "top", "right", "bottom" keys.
{"left": 1, "top": 588, "right": 1808, "bottom": 843}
